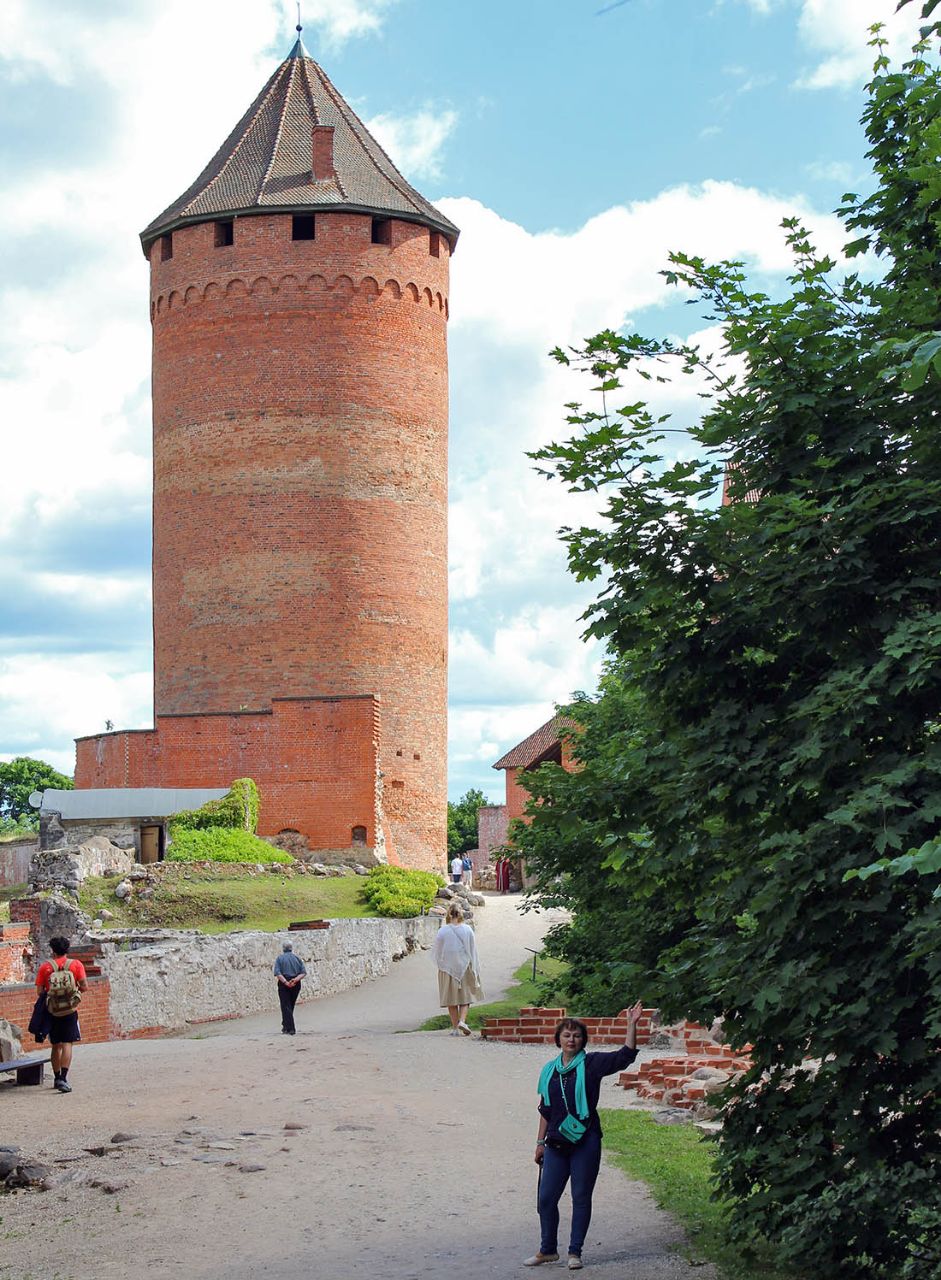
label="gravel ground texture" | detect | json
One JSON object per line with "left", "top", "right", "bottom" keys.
{"left": 0, "top": 894, "right": 717, "bottom": 1280}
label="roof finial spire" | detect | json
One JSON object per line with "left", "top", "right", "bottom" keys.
{"left": 290, "top": 4, "right": 309, "bottom": 58}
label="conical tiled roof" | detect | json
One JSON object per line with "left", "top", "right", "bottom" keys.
{"left": 140, "top": 38, "right": 459, "bottom": 253}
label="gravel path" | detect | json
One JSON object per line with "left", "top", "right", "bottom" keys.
{"left": 0, "top": 895, "right": 716, "bottom": 1280}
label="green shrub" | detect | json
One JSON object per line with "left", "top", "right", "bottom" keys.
{"left": 361, "top": 865, "right": 441, "bottom": 917}
{"left": 168, "top": 778, "right": 260, "bottom": 839}
{"left": 166, "top": 827, "right": 287, "bottom": 864}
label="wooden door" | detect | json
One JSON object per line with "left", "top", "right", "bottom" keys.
{"left": 140, "top": 825, "right": 160, "bottom": 864}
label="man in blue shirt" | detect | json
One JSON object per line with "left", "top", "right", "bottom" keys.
{"left": 273, "top": 941, "right": 307, "bottom": 1035}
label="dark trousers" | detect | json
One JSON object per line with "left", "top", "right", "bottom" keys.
{"left": 538, "top": 1128, "right": 603, "bottom": 1257}
{"left": 278, "top": 982, "right": 300, "bottom": 1033}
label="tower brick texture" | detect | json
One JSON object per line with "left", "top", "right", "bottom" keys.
{"left": 73, "top": 40, "right": 459, "bottom": 870}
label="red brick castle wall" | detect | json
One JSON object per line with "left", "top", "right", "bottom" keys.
{"left": 76, "top": 694, "right": 382, "bottom": 850}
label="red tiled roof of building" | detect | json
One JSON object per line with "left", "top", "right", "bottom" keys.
{"left": 140, "top": 37, "right": 459, "bottom": 253}
{"left": 492, "top": 715, "right": 577, "bottom": 771}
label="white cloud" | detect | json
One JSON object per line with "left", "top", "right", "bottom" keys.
{"left": 796, "top": 0, "right": 924, "bottom": 89}
{"left": 366, "top": 107, "right": 459, "bottom": 180}
{"left": 0, "top": 654, "right": 153, "bottom": 776}
{"left": 441, "top": 185, "right": 842, "bottom": 623}
{"left": 450, "top": 608, "right": 603, "bottom": 709}
{"left": 303, "top": 0, "right": 402, "bottom": 45}
{"left": 805, "top": 158, "right": 857, "bottom": 184}
{"left": 731, "top": 0, "right": 924, "bottom": 88}
{"left": 0, "top": 0, "right": 398, "bottom": 84}
{"left": 439, "top": 185, "right": 844, "bottom": 788}
{"left": 443, "top": 183, "right": 842, "bottom": 351}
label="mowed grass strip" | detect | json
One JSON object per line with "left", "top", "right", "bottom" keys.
{"left": 599, "top": 1110, "right": 803, "bottom": 1280}
{"left": 417, "top": 955, "right": 569, "bottom": 1031}
{"left": 78, "top": 868, "right": 372, "bottom": 933}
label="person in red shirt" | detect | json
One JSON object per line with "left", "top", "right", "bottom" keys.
{"left": 36, "top": 936, "right": 88, "bottom": 1094}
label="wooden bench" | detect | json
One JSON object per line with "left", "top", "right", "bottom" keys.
{"left": 0, "top": 1053, "right": 52, "bottom": 1086}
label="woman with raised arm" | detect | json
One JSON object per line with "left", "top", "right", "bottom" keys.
{"left": 524, "top": 1001, "right": 644, "bottom": 1270}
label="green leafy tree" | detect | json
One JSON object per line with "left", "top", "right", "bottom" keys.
{"left": 517, "top": 18, "right": 941, "bottom": 1279}
{"left": 447, "top": 788, "right": 488, "bottom": 857}
{"left": 0, "top": 756, "right": 73, "bottom": 828}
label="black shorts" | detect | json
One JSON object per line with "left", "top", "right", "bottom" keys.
{"left": 48, "top": 1012, "right": 81, "bottom": 1045}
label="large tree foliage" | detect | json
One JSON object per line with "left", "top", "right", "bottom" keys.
{"left": 447, "top": 788, "right": 488, "bottom": 857}
{"left": 516, "top": 20, "right": 941, "bottom": 1279}
{"left": 0, "top": 756, "right": 73, "bottom": 828}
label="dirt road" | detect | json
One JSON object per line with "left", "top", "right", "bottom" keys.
{"left": 0, "top": 896, "right": 715, "bottom": 1280}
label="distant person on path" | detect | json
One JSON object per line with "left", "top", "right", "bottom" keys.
{"left": 524, "top": 1002, "right": 644, "bottom": 1270}
{"left": 461, "top": 854, "right": 473, "bottom": 888}
{"left": 35, "top": 936, "right": 87, "bottom": 1094}
{"left": 450, "top": 854, "right": 464, "bottom": 884}
{"left": 274, "top": 941, "right": 307, "bottom": 1035}
{"left": 430, "top": 904, "right": 482, "bottom": 1036}
{"left": 496, "top": 857, "right": 511, "bottom": 893}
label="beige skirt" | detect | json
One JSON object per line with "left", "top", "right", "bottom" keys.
{"left": 438, "top": 964, "right": 483, "bottom": 1007}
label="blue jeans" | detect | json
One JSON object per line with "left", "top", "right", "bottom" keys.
{"left": 538, "top": 1128, "right": 603, "bottom": 1257}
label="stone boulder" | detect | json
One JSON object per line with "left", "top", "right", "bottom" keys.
{"left": 0, "top": 1018, "right": 23, "bottom": 1064}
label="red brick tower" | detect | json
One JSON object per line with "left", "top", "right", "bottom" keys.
{"left": 74, "top": 37, "right": 457, "bottom": 870}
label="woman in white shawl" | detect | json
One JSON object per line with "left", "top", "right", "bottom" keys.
{"left": 431, "top": 904, "right": 483, "bottom": 1036}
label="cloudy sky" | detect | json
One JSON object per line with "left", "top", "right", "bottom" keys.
{"left": 0, "top": 0, "right": 923, "bottom": 802}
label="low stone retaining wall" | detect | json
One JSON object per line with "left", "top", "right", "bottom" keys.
{"left": 100, "top": 914, "right": 441, "bottom": 1036}
{"left": 0, "top": 915, "right": 440, "bottom": 1043}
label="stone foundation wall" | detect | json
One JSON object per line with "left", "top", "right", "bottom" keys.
{"left": 99, "top": 915, "right": 441, "bottom": 1035}
{"left": 40, "top": 815, "right": 141, "bottom": 854}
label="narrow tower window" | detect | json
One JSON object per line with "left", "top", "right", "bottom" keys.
{"left": 429, "top": 231, "right": 440, "bottom": 258}
{"left": 214, "top": 219, "right": 234, "bottom": 247}
{"left": 159, "top": 234, "right": 173, "bottom": 261}
{"left": 292, "top": 214, "right": 316, "bottom": 241}
{"left": 351, "top": 825, "right": 367, "bottom": 846}
{"left": 371, "top": 218, "right": 392, "bottom": 246}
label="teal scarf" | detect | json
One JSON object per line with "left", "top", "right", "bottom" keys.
{"left": 538, "top": 1050, "right": 589, "bottom": 1120}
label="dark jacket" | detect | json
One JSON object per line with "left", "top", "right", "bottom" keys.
{"left": 538, "top": 1046, "right": 638, "bottom": 1138}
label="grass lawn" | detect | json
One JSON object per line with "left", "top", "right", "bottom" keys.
{"left": 77, "top": 868, "right": 373, "bottom": 933}
{"left": 416, "top": 954, "right": 569, "bottom": 1031}
{"left": 600, "top": 1110, "right": 804, "bottom": 1280}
